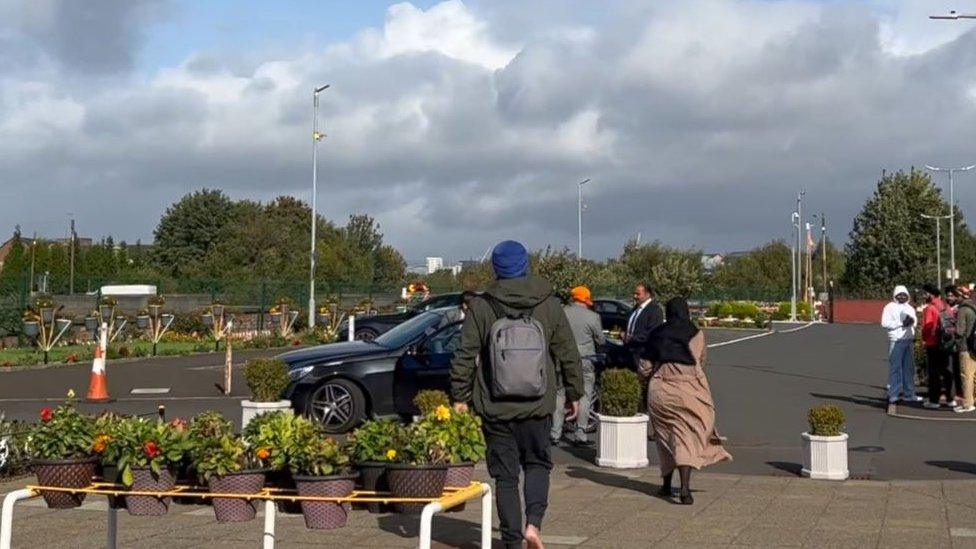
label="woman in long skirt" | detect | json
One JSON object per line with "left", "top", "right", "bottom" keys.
{"left": 641, "top": 297, "right": 732, "bottom": 504}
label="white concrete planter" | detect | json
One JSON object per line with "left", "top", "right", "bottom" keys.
{"left": 240, "top": 400, "right": 292, "bottom": 430}
{"left": 596, "top": 413, "right": 649, "bottom": 468}
{"left": 801, "top": 432, "right": 849, "bottom": 481}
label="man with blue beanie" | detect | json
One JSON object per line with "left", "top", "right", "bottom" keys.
{"left": 452, "top": 240, "right": 584, "bottom": 549}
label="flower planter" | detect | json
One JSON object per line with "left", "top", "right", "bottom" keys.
{"left": 22, "top": 321, "right": 39, "bottom": 338}
{"left": 99, "top": 464, "right": 127, "bottom": 509}
{"left": 386, "top": 463, "right": 448, "bottom": 514}
{"left": 127, "top": 467, "right": 176, "bottom": 516}
{"left": 40, "top": 309, "right": 53, "bottom": 323}
{"left": 355, "top": 462, "right": 391, "bottom": 514}
{"left": 316, "top": 314, "right": 330, "bottom": 326}
{"left": 209, "top": 470, "right": 268, "bottom": 523}
{"left": 240, "top": 400, "right": 292, "bottom": 431}
{"left": 84, "top": 317, "right": 98, "bottom": 332}
{"left": 596, "top": 413, "right": 649, "bottom": 468}
{"left": 444, "top": 462, "right": 475, "bottom": 512}
{"left": 801, "top": 432, "right": 849, "bottom": 481}
{"left": 32, "top": 456, "right": 98, "bottom": 509}
{"left": 294, "top": 473, "right": 358, "bottom": 529}
{"left": 202, "top": 314, "right": 213, "bottom": 327}
{"left": 136, "top": 316, "right": 150, "bottom": 329}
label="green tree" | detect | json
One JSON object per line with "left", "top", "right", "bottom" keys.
{"left": 843, "top": 169, "right": 964, "bottom": 295}
{"left": 152, "top": 189, "right": 241, "bottom": 277}
{"left": 531, "top": 247, "right": 604, "bottom": 301}
{"left": 371, "top": 245, "right": 406, "bottom": 289}
{"left": 712, "top": 241, "right": 792, "bottom": 299}
{"left": 615, "top": 240, "right": 704, "bottom": 299}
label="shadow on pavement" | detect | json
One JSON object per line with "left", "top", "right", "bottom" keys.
{"left": 926, "top": 460, "right": 976, "bottom": 475}
{"left": 809, "top": 392, "right": 887, "bottom": 410}
{"left": 565, "top": 465, "right": 660, "bottom": 497}
{"left": 377, "top": 513, "right": 486, "bottom": 548}
{"left": 766, "top": 461, "right": 802, "bottom": 476}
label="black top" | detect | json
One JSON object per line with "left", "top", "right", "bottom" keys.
{"left": 626, "top": 299, "right": 665, "bottom": 348}
{"left": 642, "top": 298, "right": 700, "bottom": 366}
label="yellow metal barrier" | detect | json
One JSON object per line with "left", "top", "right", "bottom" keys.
{"left": 2, "top": 481, "right": 492, "bottom": 549}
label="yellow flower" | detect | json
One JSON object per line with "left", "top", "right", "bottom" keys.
{"left": 385, "top": 449, "right": 397, "bottom": 461}
{"left": 92, "top": 434, "right": 111, "bottom": 454}
{"left": 434, "top": 405, "right": 451, "bottom": 422}
{"left": 256, "top": 447, "right": 271, "bottom": 460}
{"left": 66, "top": 389, "right": 75, "bottom": 399}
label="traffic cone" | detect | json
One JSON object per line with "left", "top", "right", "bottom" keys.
{"left": 86, "top": 322, "right": 112, "bottom": 403}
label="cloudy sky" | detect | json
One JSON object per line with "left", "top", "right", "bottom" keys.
{"left": 2, "top": 0, "right": 976, "bottom": 261}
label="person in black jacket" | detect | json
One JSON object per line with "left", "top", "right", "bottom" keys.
{"left": 623, "top": 282, "right": 665, "bottom": 374}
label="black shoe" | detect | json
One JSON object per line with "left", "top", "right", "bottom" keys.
{"left": 550, "top": 438, "right": 562, "bottom": 447}
{"left": 656, "top": 486, "right": 673, "bottom": 498}
{"left": 679, "top": 491, "right": 694, "bottom": 505}
{"left": 570, "top": 439, "right": 594, "bottom": 448}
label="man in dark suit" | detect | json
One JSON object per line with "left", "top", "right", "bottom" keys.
{"left": 623, "top": 282, "right": 665, "bottom": 375}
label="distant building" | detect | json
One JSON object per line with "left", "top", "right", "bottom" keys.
{"left": 425, "top": 257, "right": 444, "bottom": 274}
{"left": 458, "top": 259, "right": 481, "bottom": 270}
{"left": 448, "top": 264, "right": 462, "bottom": 276}
{"left": 406, "top": 265, "right": 428, "bottom": 276}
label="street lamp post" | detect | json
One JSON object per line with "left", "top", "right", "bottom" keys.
{"left": 309, "top": 83, "right": 330, "bottom": 329}
{"left": 921, "top": 212, "right": 952, "bottom": 289}
{"left": 791, "top": 210, "right": 800, "bottom": 322}
{"left": 812, "top": 212, "right": 828, "bottom": 297}
{"left": 929, "top": 10, "right": 976, "bottom": 20}
{"left": 577, "top": 178, "right": 591, "bottom": 260}
{"left": 925, "top": 165, "right": 974, "bottom": 284}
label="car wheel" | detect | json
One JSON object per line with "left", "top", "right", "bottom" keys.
{"left": 307, "top": 378, "right": 366, "bottom": 434}
{"left": 354, "top": 327, "right": 379, "bottom": 342}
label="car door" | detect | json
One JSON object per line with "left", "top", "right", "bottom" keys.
{"left": 393, "top": 322, "right": 462, "bottom": 416}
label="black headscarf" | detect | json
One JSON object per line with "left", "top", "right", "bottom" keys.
{"left": 642, "top": 297, "right": 701, "bottom": 366}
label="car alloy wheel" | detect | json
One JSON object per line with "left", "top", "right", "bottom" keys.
{"left": 355, "top": 328, "right": 378, "bottom": 342}
{"left": 310, "top": 383, "right": 354, "bottom": 429}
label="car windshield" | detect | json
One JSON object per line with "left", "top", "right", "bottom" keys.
{"left": 373, "top": 310, "right": 447, "bottom": 349}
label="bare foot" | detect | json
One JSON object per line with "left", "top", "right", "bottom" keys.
{"left": 524, "top": 524, "right": 544, "bottom": 549}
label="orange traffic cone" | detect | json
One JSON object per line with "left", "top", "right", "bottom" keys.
{"left": 86, "top": 323, "right": 112, "bottom": 402}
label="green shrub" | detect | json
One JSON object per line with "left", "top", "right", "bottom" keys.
{"left": 170, "top": 311, "right": 208, "bottom": 336}
{"left": 754, "top": 311, "right": 771, "bottom": 329}
{"left": 773, "top": 301, "right": 812, "bottom": 321}
{"left": 599, "top": 369, "right": 642, "bottom": 417}
{"left": 243, "top": 358, "right": 290, "bottom": 402}
{"left": 286, "top": 416, "right": 351, "bottom": 476}
{"left": 193, "top": 435, "right": 266, "bottom": 481}
{"left": 413, "top": 390, "right": 450, "bottom": 415}
{"left": 241, "top": 411, "right": 296, "bottom": 471}
{"left": 717, "top": 302, "right": 734, "bottom": 318}
{"left": 808, "top": 404, "right": 845, "bottom": 436}
{"left": 349, "top": 419, "right": 404, "bottom": 463}
{"left": 28, "top": 399, "right": 95, "bottom": 460}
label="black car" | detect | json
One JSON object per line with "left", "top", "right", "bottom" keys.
{"left": 593, "top": 298, "right": 633, "bottom": 331}
{"left": 341, "top": 292, "right": 464, "bottom": 341}
{"left": 280, "top": 307, "right": 631, "bottom": 434}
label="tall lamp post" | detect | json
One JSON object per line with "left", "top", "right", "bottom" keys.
{"left": 308, "top": 83, "right": 330, "bottom": 329}
{"left": 577, "top": 178, "right": 591, "bottom": 260}
{"left": 929, "top": 10, "right": 976, "bottom": 20}
{"left": 812, "top": 212, "right": 828, "bottom": 297}
{"left": 921, "top": 212, "right": 952, "bottom": 289}
{"left": 925, "top": 165, "right": 974, "bottom": 284}
{"left": 791, "top": 210, "right": 800, "bottom": 322}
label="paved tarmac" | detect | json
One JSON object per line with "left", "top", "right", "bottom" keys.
{"left": 4, "top": 324, "right": 975, "bottom": 480}
{"left": 4, "top": 463, "right": 976, "bottom": 548}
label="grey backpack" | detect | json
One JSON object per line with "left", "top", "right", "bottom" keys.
{"left": 486, "top": 298, "right": 548, "bottom": 399}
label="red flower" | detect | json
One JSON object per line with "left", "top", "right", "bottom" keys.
{"left": 292, "top": 338, "right": 301, "bottom": 346}
{"left": 143, "top": 441, "right": 160, "bottom": 459}
{"left": 39, "top": 407, "right": 53, "bottom": 422}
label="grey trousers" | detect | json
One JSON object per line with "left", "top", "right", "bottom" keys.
{"left": 552, "top": 359, "right": 596, "bottom": 442}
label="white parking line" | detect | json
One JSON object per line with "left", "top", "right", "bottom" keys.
{"left": 707, "top": 331, "right": 775, "bottom": 349}
{"left": 130, "top": 388, "right": 170, "bottom": 394}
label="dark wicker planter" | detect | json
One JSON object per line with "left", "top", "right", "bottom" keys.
{"left": 294, "top": 473, "right": 358, "bottom": 529}
{"left": 32, "top": 456, "right": 98, "bottom": 509}
{"left": 99, "top": 464, "right": 126, "bottom": 509}
{"left": 209, "top": 470, "right": 268, "bottom": 523}
{"left": 356, "top": 462, "right": 391, "bottom": 514}
{"left": 386, "top": 463, "right": 447, "bottom": 514}
{"left": 127, "top": 467, "right": 176, "bottom": 516}
{"left": 267, "top": 469, "right": 301, "bottom": 514}
{"left": 444, "top": 462, "right": 475, "bottom": 512}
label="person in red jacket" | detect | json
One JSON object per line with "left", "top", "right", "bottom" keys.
{"left": 922, "top": 284, "right": 954, "bottom": 409}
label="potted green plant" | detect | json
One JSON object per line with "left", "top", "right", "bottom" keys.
{"left": 802, "top": 404, "right": 848, "bottom": 480}
{"left": 194, "top": 434, "right": 270, "bottom": 522}
{"left": 348, "top": 419, "right": 402, "bottom": 513}
{"left": 411, "top": 390, "right": 485, "bottom": 495}
{"left": 27, "top": 394, "right": 97, "bottom": 508}
{"left": 148, "top": 295, "right": 165, "bottom": 316}
{"left": 242, "top": 410, "right": 300, "bottom": 513}
{"left": 385, "top": 415, "right": 449, "bottom": 514}
{"left": 596, "top": 369, "right": 649, "bottom": 468}
{"left": 115, "top": 418, "right": 191, "bottom": 516}
{"left": 287, "top": 416, "right": 358, "bottom": 529}
{"left": 136, "top": 308, "right": 150, "bottom": 329}
{"left": 240, "top": 358, "right": 292, "bottom": 430}
{"left": 92, "top": 412, "right": 129, "bottom": 509}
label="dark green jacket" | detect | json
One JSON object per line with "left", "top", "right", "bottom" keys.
{"left": 957, "top": 300, "right": 976, "bottom": 354}
{"left": 450, "top": 274, "right": 584, "bottom": 421}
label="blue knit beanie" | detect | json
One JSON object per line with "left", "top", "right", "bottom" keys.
{"left": 492, "top": 240, "right": 529, "bottom": 279}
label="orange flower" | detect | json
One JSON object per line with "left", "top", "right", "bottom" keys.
{"left": 256, "top": 447, "right": 271, "bottom": 460}
{"left": 92, "top": 434, "right": 111, "bottom": 454}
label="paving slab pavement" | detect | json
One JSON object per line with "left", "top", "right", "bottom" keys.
{"left": 3, "top": 462, "right": 975, "bottom": 548}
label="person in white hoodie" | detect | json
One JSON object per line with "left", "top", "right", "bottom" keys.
{"left": 881, "top": 285, "right": 923, "bottom": 404}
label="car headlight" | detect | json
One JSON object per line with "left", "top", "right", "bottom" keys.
{"left": 289, "top": 365, "right": 315, "bottom": 381}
